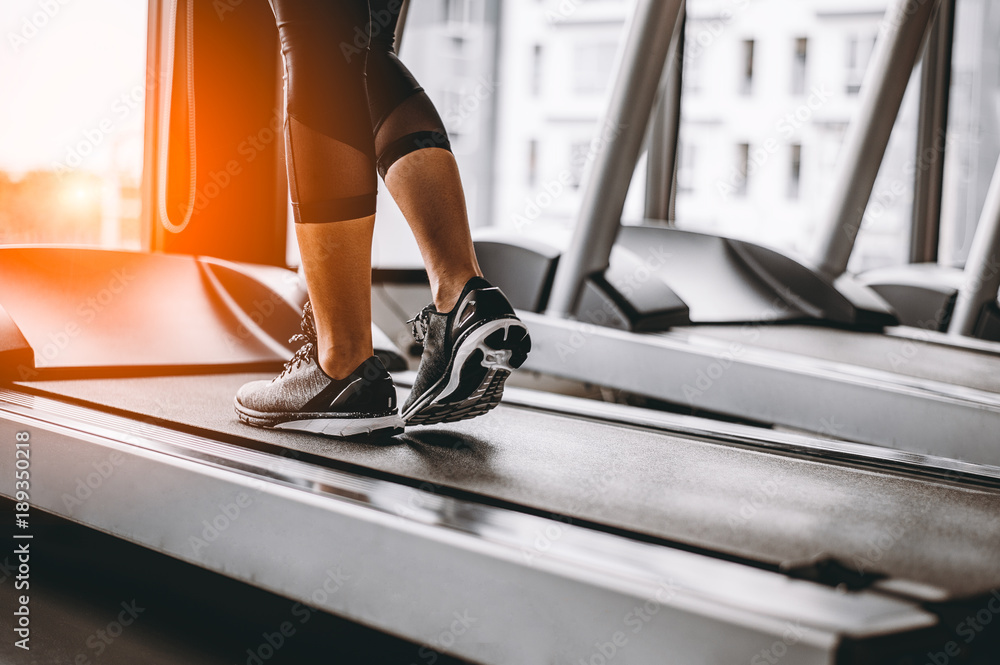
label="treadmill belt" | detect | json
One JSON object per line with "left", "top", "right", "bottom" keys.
{"left": 18, "top": 373, "right": 1000, "bottom": 599}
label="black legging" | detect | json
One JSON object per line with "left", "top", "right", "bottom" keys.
{"left": 269, "top": 0, "right": 451, "bottom": 224}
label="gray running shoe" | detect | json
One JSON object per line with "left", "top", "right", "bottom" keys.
{"left": 402, "top": 276, "right": 530, "bottom": 425}
{"left": 235, "top": 302, "right": 403, "bottom": 437}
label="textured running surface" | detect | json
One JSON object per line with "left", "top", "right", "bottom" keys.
{"left": 17, "top": 373, "right": 1000, "bottom": 598}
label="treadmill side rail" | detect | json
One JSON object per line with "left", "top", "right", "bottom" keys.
{"left": 518, "top": 312, "right": 1000, "bottom": 465}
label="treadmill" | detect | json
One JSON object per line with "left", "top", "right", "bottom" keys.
{"left": 474, "top": 0, "right": 1000, "bottom": 465}
{"left": 4, "top": 302, "right": 1000, "bottom": 662}
{"left": 2, "top": 0, "right": 999, "bottom": 662}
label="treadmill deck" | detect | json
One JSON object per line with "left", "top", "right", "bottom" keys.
{"left": 15, "top": 372, "right": 1000, "bottom": 600}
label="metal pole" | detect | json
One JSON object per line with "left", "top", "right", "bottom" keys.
{"left": 141, "top": 0, "right": 163, "bottom": 251}
{"left": 910, "top": 0, "right": 954, "bottom": 264}
{"left": 948, "top": 153, "right": 1000, "bottom": 337}
{"left": 667, "top": 11, "right": 685, "bottom": 225}
{"left": 644, "top": 2, "right": 686, "bottom": 223}
{"left": 547, "top": 0, "right": 685, "bottom": 316}
{"left": 477, "top": 0, "right": 502, "bottom": 230}
{"left": 813, "top": 0, "right": 940, "bottom": 278}
{"left": 644, "top": 87, "right": 670, "bottom": 222}
{"left": 395, "top": 0, "right": 410, "bottom": 51}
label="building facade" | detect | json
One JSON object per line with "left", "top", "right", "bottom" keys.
{"left": 490, "top": 0, "right": 999, "bottom": 273}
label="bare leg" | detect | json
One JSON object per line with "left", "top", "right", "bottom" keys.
{"left": 384, "top": 148, "right": 482, "bottom": 313}
{"left": 237, "top": 0, "right": 403, "bottom": 437}
{"left": 295, "top": 216, "right": 375, "bottom": 380}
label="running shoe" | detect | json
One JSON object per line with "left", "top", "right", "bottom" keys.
{"left": 235, "top": 301, "right": 403, "bottom": 437}
{"left": 402, "top": 276, "right": 530, "bottom": 425}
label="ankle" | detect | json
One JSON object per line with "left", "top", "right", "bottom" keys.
{"left": 318, "top": 348, "right": 374, "bottom": 381}
{"left": 432, "top": 270, "right": 481, "bottom": 313}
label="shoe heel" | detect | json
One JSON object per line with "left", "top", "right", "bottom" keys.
{"left": 480, "top": 320, "right": 531, "bottom": 371}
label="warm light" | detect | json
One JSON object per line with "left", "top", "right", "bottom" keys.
{"left": 59, "top": 177, "right": 100, "bottom": 211}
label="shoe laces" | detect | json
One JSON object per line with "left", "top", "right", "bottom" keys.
{"left": 406, "top": 305, "right": 435, "bottom": 345}
{"left": 279, "top": 300, "right": 318, "bottom": 379}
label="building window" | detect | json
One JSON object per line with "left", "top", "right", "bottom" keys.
{"left": 527, "top": 139, "right": 539, "bottom": 188}
{"left": 445, "top": 0, "right": 474, "bottom": 25}
{"left": 531, "top": 44, "right": 544, "bottom": 97}
{"left": 569, "top": 141, "right": 591, "bottom": 189}
{"left": 740, "top": 39, "right": 755, "bottom": 95}
{"left": 788, "top": 143, "right": 802, "bottom": 199}
{"left": 677, "top": 142, "right": 696, "bottom": 194}
{"left": 736, "top": 143, "right": 750, "bottom": 197}
{"left": 846, "top": 33, "right": 876, "bottom": 95}
{"left": 792, "top": 37, "right": 807, "bottom": 95}
{"left": 572, "top": 42, "right": 618, "bottom": 95}
{"left": 682, "top": 34, "right": 702, "bottom": 94}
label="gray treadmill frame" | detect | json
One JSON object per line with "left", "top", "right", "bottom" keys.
{"left": 517, "top": 311, "right": 1000, "bottom": 466}
{"left": 864, "top": 152, "right": 1000, "bottom": 338}
{"left": 546, "top": 0, "right": 685, "bottom": 316}
{"left": 0, "top": 388, "right": 939, "bottom": 665}
{"left": 513, "top": 0, "right": 1000, "bottom": 455}
{"left": 643, "top": 1, "right": 685, "bottom": 223}
{"left": 949, "top": 152, "right": 1000, "bottom": 336}
{"left": 813, "top": 0, "right": 941, "bottom": 278}
{"left": 910, "top": 0, "right": 954, "bottom": 264}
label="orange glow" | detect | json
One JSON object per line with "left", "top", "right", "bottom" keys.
{"left": 61, "top": 180, "right": 100, "bottom": 211}
{"left": 1, "top": 1, "right": 148, "bottom": 248}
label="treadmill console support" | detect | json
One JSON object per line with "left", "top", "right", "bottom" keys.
{"left": 477, "top": 226, "right": 897, "bottom": 331}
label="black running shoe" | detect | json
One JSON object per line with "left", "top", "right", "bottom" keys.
{"left": 402, "top": 276, "right": 530, "bottom": 425}
{"left": 235, "top": 301, "right": 403, "bottom": 437}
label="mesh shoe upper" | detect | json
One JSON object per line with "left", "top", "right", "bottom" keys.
{"left": 402, "top": 276, "right": 518, "bottom": 414}
{"left": 236, "top": 355, "right": 396, "bottom": 417}
{"left": 236, "top": 301, "right": 397, "bottom": 419}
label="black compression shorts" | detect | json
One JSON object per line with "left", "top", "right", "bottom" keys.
{"left": 269, "top": 0, "right": 453, "bottom": 223}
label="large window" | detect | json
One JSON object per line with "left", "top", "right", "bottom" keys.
{"left": 10, "top": 0, "right": 992, "bottom": 278}
{"left": 0, "top": 1, "right": 148, "bottom": 248}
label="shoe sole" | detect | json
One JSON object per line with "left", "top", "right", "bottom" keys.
{"left": 235, "top": 401, "right": 404, "bottom": 438}
{"left": 403, "top": 317, "right": 530, "bottom": 426}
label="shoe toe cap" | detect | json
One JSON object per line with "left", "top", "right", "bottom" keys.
{"left": 235, "top": 379, "right": 271, "bottom": 411}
